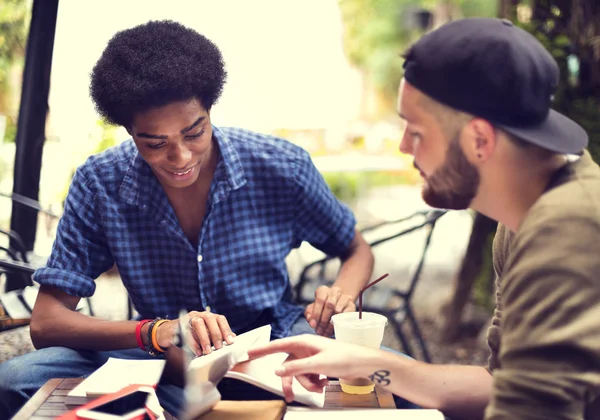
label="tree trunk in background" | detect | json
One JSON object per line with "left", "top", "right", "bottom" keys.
{"left": 498, "top": 0, "right": 520, "bottom": 19}
{"left": 440, "top": 213, "right": 497, "bottom": 342}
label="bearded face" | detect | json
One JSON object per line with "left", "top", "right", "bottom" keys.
{"left": 419, "top": 133, "right": 480, "bottom": 210}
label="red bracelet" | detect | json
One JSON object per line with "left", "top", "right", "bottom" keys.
{"left": 135, "top": 319, "right": 152, "bottom": 350}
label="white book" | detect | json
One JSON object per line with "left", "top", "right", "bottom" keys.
{"left": 65, "top": 358, "right": 166, "bottom": 405}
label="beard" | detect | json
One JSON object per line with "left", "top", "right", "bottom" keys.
{"left": 419, "top": 134, "right": 480, "bottom": 210}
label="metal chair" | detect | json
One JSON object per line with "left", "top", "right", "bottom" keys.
{"left": 293, "top": 209, "right": 447, "bottom": 362}
{"left": 0, "top": 243, "right": 96, "bottom": 329}
{"left": 0, "top": 191, "right": 59, "bottom": 292}
{"left": 0, "top": 228, "right": 35, "bottom": 293}
{"left": 0, "top": 233, "right": 40, "bottom": 331}
{"left": 0, "top": 194, "right": 96, "bottom": 325}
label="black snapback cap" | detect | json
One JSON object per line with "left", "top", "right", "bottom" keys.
{"left": 403, "top": 18, "right": 588, "bottom": 154}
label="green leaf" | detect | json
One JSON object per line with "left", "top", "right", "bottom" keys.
{"left": 554, "top": 35, "right": 570, "bottom": 47}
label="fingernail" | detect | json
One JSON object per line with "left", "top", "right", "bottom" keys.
{"left": 215, "top": 341, "right": 223, "bottom": 349}
{"left": 275, "top": 367, "right": 285, "bottom": 375}
{"left": 204, "top": 347, "right": 212, "bottom": 355}
{"left": 310, "top": 320, "right": 316, "bottom": 328}
{"left": 227, "top": 335, "right": 235, "bottom": 342}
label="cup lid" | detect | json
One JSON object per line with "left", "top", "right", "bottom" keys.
{"left": 330, "top": 311, "right": 387, "bottom": 328}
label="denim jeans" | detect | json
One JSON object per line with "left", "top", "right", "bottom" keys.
{"left": 0, "top": 316, "right": 418, "bottom": 418}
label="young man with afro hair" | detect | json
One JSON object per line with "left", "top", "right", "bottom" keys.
{"left": 0, "top": 20, "right": 375, "bottom": 417}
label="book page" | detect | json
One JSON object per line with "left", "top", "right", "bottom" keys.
{"left": 226, "top": 352, "right": 326, "bottom": 407}
{"left": 187, "top": 325, "right": 271, "bottom": 372}
{"left": 183, "top": 324, "right": 272, "bottom": 419}
{"left": 186, "top": 325, "right": 271, "bottom": 386}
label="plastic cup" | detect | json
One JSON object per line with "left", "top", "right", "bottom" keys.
{"left": 330, "top": 311, "right": 387, "bottom": 394}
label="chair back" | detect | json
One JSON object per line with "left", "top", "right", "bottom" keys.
{"left": 294, "top": 209, "right": 447, "bottom": 305}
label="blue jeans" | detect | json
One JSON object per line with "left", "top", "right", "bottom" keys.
{"left": 0, "top": 316, "right": 418, "bottom": 418}
{"left": 0, "top": 320, "right": 315, "bottom": 418}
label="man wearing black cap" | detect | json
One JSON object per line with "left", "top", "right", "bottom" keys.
{"left": 248, "top": 18, "right": 600, "bottom": 420}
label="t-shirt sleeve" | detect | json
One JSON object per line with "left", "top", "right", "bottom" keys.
{"left": 485, "top": 216, "right": 600, "bottom": 419}
{"left": 291, "top": 150, "right": 356, "bottom": 257}
{"left": 33, "top": 167, "right": 114, "bottom": 297}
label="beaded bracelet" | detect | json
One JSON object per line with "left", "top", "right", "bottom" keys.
{"left": 146, "top": 318, "right": 162, "bottom": 356}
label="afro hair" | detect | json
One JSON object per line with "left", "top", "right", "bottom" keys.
{"left": 90, "top": 20, "right": 227, "bottom": 127}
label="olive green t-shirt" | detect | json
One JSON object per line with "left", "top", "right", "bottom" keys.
{"left": 485, "top": 151, "right": 600, "bottom": 420}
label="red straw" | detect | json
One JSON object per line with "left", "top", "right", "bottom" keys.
{"left": 359, "top": 273, "right": 389, "bottom": 319}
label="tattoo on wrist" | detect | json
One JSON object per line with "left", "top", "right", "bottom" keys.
{"left": 368, "top": 370, "right": 391, "bottom": 386}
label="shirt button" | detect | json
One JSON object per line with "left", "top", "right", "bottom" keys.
{"left": 197, "top": 255, "right": 203, "bottom": 262}
{"left": 205, "top": 305, "right": 211, "bottom": 312}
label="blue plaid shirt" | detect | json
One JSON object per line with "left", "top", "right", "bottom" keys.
{"left": 34, "top": 127, "right": 356, "bottom": 338}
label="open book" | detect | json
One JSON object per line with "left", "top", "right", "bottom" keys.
{"left": 183, "top": 324, "right": 325, "bottom": 419}
{"left": 65, "top": 324, "right": 324, "bottom": 416}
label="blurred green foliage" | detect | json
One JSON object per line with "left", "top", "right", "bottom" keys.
{"left": 338, "top": 0, "right": 497, "bottom": 107}
{"left": 0, "top": 147, "right": 7, "bottom": 181}
{"left": 58, "top": 120, "right": 120, "bottom": 205}
{"left": 572, "top": 98, "right": 600, "bottom": 163}
{"left": 515, "top": 1, "right": 600, "bottom": 162}
{"left": 472, "top": 232, "right": 496, "bottom": 313}
{"left": 339, "top": 0, "right": 420, "bottom": 103}
{"left": 323, "top": 170, "right": 420, "bottom": 202}
{"left": 94, "top": 119, "right": 118, "bottom": 153}
{"left": 0, "top": 0, "right": 31, "bottom": 117}
{"left": 2, "top": 114, "right": 16, "bottom": 143}
{"left": 323, "top": 172, "right": 360, "bottom": 202}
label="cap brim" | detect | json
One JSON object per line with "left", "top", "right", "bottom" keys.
{"left": 494, "top": 109, "right": 588, "bottom": 155}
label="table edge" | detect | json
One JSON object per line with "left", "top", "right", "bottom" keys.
{"left": 13, "top": 378, "right": 64, "bottom": 420}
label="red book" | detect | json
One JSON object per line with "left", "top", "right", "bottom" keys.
{"left": 57, "top": 384, "right": 162, "bottom": 420}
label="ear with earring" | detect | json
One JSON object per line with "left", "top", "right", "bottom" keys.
{"left": 475, "top": 137, "right": 485, "bottom": 159}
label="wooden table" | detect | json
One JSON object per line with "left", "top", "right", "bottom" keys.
{"left": 13, "top": 378, "right": 396, "bottom": 419}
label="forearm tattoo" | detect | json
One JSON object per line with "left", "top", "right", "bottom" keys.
{"left": 369, "top": 370, "right": 391, "bottom": 386}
